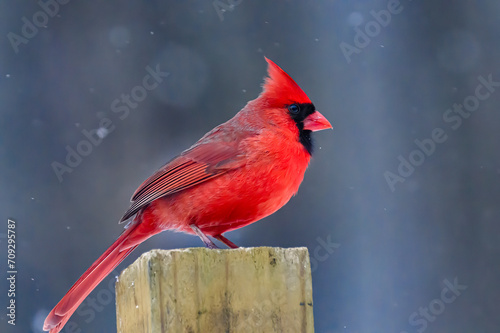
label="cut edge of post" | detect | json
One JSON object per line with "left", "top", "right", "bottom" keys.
{"left": 116, "top": 247, "right": 314, "bottom": 333}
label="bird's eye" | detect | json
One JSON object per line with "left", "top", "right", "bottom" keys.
{"left": 288, "top": 104, "right": 300, "bottom": 114}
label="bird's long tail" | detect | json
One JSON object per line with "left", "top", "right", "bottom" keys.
{"left": 43, "top": 219, "right": 158, "bottom": 333}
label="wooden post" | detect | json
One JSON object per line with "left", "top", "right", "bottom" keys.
{"left": 116, "top": 247, "right": 314, "bottom": 333}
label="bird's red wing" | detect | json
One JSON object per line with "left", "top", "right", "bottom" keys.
{"left": 120, "top": 140, "right": 246, "bottom": 222}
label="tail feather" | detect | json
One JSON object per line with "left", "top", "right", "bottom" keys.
{"left": 43, "top": 221, "right": 157, "bottom": 333}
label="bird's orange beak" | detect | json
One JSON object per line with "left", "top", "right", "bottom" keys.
{"left": 303, "top": 110, "right": 332, "bottom": 132}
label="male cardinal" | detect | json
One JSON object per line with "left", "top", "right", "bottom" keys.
{"left": 43, "top": 57, "right": 331, "bottom": 332}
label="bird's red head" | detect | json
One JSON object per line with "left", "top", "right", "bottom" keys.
{"left": 261, "top": 57, "right": 313, "bottom": 106}
{"left": 254, "top": 57, "right": 332, "bottom": 154}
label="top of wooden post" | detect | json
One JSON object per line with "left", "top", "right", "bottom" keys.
{"left": 116, "top": 247, "right": 314, "bottom": 333}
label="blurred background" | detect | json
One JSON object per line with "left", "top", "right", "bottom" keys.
{"left": 1, "top": 0, "right": 500, "bottom": 332}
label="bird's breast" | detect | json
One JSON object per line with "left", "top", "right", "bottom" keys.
{"left": 149, "top": 135, "right": 311, "bottom": 236}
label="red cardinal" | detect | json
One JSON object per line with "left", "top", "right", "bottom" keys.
{"left": 43, "top": 57, "right": 331, "bottom": 332}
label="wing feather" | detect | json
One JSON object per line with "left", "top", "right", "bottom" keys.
{"left": 120, "top": 130, "right": 251, "bottom": 222}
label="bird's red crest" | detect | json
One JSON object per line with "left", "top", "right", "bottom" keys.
{"left": 261, "top": 57, "right": 312, "bottom": 106}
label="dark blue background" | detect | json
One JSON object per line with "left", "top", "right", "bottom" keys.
{"left": 1, "top": 1, "right": 499, "bottom": 332}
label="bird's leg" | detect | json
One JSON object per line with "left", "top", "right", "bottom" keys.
{"left": 190, "top": 224, "right": 219, "bottom": 249}
{"left": 214, "top": 234, "right": 239, "bottom": 249}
